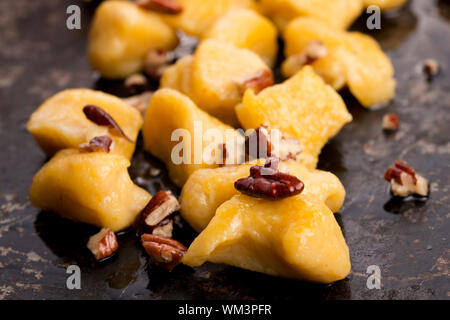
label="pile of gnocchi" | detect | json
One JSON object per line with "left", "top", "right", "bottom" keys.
{"left": 27, "top": 0, "right": 411, "bottom": 283}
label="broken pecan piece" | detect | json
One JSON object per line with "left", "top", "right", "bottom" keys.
{"left": 282, "top": 41, "right": 328, "bottom": 77}
{"left": 245, "top": 126, "right": 273, "bottom": 160}
{"left": 384, "top": 160, "right": 429, "bottom": 197}
{"left": 152, "top": 218, "right": 173, "bottom": 238}
{"left": 238, "top": 69, "right": 274, "bottom": 95}
{"left": 382, "top": 113, "right": 400, "bottom": 131}
{"left": 133, "top": 190, "right": 180, "bottom": 236}
{"left": 124, "top": 73, "right": 148, "bottom": 95}
{"left": 245, "top": 126, "right": 303, "bottom": 161}
{"left": 143, "top": 49, "right": 171, "bottom": 81}
{"left": 87, "top": 228, "right": 118, "bottom": 261}
{"left": 277, "top": 137, "right": 303, "bottom": 161}
{"left": 423, "top": 58, "right": 440, "bottom": 79}
{"left": 141, "top": 234, "right": 186, "bottom": 270}
{"left": 135, "top": 0, "right": 183, "bottom": 14}
{"left": 385, "top": 160, "right": 417, "bottom": 185}
{"left": 83, "top": 105, "right": 132, "bottom": 142}
{"left": 122, "top": 91, "right": 153, "bottom": 116}
{"left": 235, "top": 157, "right": 304, "bottom": 199}
{"left": 79, "top": 136, "right": 112, "bottom": 153}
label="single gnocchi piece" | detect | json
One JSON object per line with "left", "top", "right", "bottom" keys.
{"left": 180, "top": 160, "right": 346, "bottom": 232}
{"left": 88, "top": 0, "right": 177, "bottom": 79}
{"left": 235, "top": 66, "right": 352, "bottom": 169}
{"left": 204, "top": 9, "right": 278, "bottom": 67}
{"left": 259, "top": 0, "right": 363, "bottom": 31}
{"left": 143, "top": 88, "right": 242, "bottom": 187}
{"left": 27, "top": 89, "right": 143, "bottom": 159}
{"left": 29, "top": 149, "right": 151, "bottom": 231}
{"left": 158, "top": 0, "right": 258, "bottom": 38}
{"left": 161, "top": 39, "right": 271, "bottom": 126}
{"left": 283, "top": 17, "right": 396, "bottom": 107}
{"left": 183, "top": 194, "right": 351, "bottom": 283}
{"left": 365, "top": 0, "right": 407, "bottom": 10}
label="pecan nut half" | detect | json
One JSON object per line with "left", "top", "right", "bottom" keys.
{"left": 384, "top": 160, "right": 429, "bottom": 197}
{"left": 87, "top": 228, "right": 118, "bottom": 261}
{"left": 237, "top": 69, "right": 274, "bottom": 95}
{"left": 141, "top": 234, "right": 186, "bottom": 270}
{"left": 79, "top": 136, "right": 112, "bottom": 153}
{"left": 235, "top": 157, "right": 304, "bottom": 199}
{"left": 83, "top": 105, "right": 132, "bottom": 142}
{"left": 133, "top": 190, "right": 180, "bottom": 236}
{"left": 136, "top": 0, "right": 183, "bottom": 14}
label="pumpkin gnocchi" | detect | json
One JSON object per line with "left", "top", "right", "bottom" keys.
{"left": 235, "top": 66, "right": 352, "bottom": 169}
{"left": 88, "top": 0, "right": 177, "bottom": 79}
{"left": 27, "top": 89, "right": 143, "bottom": 160}
{"left": 204, "top": 9, "right": 278, "bottom": 67}
{"left": 183, "top": 194, "right": 351, "bottom": 283}
{"left": 180, "top": 160, "right": 346, "bottom": 232}
{"left": 29, "top": 149, "right": 151, "bottom": 231}
{"left": 143, "top": 88, "right": 242, "bottom": 187}
{"left": 157, "top": 0, "right": 259, "bottom": 38}
{"left": 161, "top": 39, "right": 270, "bottom": 126}
{"left": 283, "top": 17, "right": 396, "bottom": 107}
{"left": 259, "top": 0, "right": 363, "bottom": 31}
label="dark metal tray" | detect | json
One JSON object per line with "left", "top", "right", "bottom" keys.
{"left": 0, "top": 0, "right": 449, "bottom": 299}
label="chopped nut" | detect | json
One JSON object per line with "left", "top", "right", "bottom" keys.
{"left": 135, "top": 0, "right": 183, "bottom": 14}
{"left": 237, "top": 69, "right": 274, "bottom": 95}
{"left": 122, "top": 91, "right": 153, "bottom": 116}
{"left": 382, "top": 113, "right": 400, "bottom": 131}
{"left": 133, "top": 190, "right": 180, "bottom": 236}
{"left": 277, "top": 137, "right": 303, "bottom": 161}
{"left": 143, "top": 49, "right": 171, "bottom": 80}
{"left": 79, "top": 136, "right": 113, "bottom": 153}
{"left": 423, "top": 59, "right": 440, "bottom": 78}
{"left": 282, "top": 41, "right": 328, "bottom": 77}
{"left": 152, "top": 218, "right": 173, "bottom": 238}
{"left": 149, "top": 167, "right": 161, "bottom": 177}
{"left": 245, "top": 126, "right": 273, "bottom": 160}
{"left": 245, "top": 126, "right": 303, "bottom": 161}
{"left": 384, "top": 160, "right": 429, "bottom": 197}
{"left": 124, "top": 73, "right": 148, "bottom": 95}
{"left": 87, "top": 228, "right": 118, "bottom": 261}
{"left": 83, "top": 105, "right": 132, "bottom": 142}
{"left": 141, "top": 233, "right": 186, "bottom": 270}
{"left": 235, "top": 157, "right": 304, "bottom": 199}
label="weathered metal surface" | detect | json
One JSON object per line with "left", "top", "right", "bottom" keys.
{"left": 0, "top": 0, "right": 448, "bottom": 300}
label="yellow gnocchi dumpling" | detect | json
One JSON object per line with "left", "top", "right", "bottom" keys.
{"left": 88, "top": 0, "right": 177, "bottom": 79}
{"left": 27, "top": 89, "right": 143, "bottom": 159}
{"left": 29, "top": 149, "right": 151, "bottom": 231}
{"left": 235, "top": 66, "right": 352, "bottom": 169}
{"left": 180, "top": 160, "right": 346, "bottom": 232}
{"left": 161, "top": 39, "right": 270, "bottom": 126}
{"left": 260, "top": 0, "right": 363, "bottom": 31}
{"left": 143, "top": 88, "right": 241, "bottom": 187}
{"left": 365, "top": 0, "right": 407, "bottom": 10}
{"left": 204, "top": 9, "right": 278, "bottom": 67}
{"left": 183, "top": 194, "right": 351, "bottom": 283}
{"left": 283, "top": 17, "right": 396, "bottom": 107}
{"left": 158, "top": 0, "right": 258, "bottom": 38}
